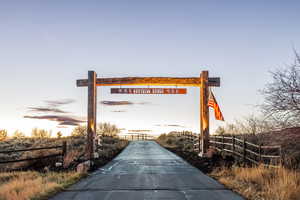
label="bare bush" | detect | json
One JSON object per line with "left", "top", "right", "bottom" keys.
{"left": 31, "top": 128, "right": 51, "bottom": 138}
{"left": 261, "top": 51, "right": 300, "bottom": 128}
{"left": 214, "top": 115, "right": 276, "bottom": 135}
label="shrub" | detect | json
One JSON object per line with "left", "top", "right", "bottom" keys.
{"left": 71, "top": 125, "right": 87, "bottom": 137}
{"left": 12, "top": 130, "right": 25, "bottom": 139}
{"left": 31, "top": 128, "right": 51, "bottom": 138}
{"left": 0, "top": 129, "right": 8, "bottom": 141}
{"left": 56, "top": 131, "right": 62, "bottom": 138}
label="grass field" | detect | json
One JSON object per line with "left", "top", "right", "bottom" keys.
{"left": 210, "top": 166, "right": 300, "bottom": 200}
{"left": 0, "top": 171, "right": 85, "bottom": 200}
{"left": 0, "top": 136, "right": 128, "bottom": 200}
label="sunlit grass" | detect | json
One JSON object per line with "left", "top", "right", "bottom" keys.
{"left": 210, "top": 165, "right": 300, "bottom": 200}
{"left": 0, "top": 170, "right": 85, "bottom": 200}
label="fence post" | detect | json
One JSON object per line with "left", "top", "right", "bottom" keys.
{"left": 259, "top": 144, "right": 262, "bottom": 164}
{"left": 62, "top": 141, "right": 67, "bottom": 166}
{"left": 279, "top": 146, "right": 283, "bottom": 166}
{"left": 215, "top": 135, "right": 217, "bottom": 149}
{"left": 95, "top": 138, "right": 98, "bottom": 151}
{"left": 243, "top": 137, "right": 246, "bottom": 163}
{"left": 232, "top": 135, "right": 235, "bottom": 155}
{"left": 222, "top": 134, "right": 225, "bottom": 151}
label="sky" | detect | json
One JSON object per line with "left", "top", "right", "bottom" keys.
{"left": 0, "top": 1, "right": 300, "bottom": 136}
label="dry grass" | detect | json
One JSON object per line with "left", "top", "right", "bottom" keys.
{"left": 0, "top": 170, "right": 85, "bottom": 200}
{"left": 0, "top": 136, "right": 128, "bottom": 199}
{"left": 63, "top": 148, "right": 83, "bottom": 168}
{"left": 210, "top": 166, "right": 300, "bottom": 200}
{"left": 0, "top": 136, "right": 127, "bottom": 171}
{"left": 0, "top": 134, "right": 128, "bottom": 200}
{"left": 156, "top": 133, "right": 194, "bottom": 151}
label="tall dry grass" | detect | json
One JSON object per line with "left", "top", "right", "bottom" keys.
{"left": 0, "top": 171, "right": 85, "bottom": 200}
{"left": 211, "top": 166, "right": 300, "bottom": 200}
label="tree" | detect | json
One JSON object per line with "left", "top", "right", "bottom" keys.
{"left": 56, "top": 131, "right": 62, "bottom": 138}
{"left": 71, "top": 125, "right": 87, "bottom": 137}
{"left": 31, "top": 128, "right": 51, "bottom": 138}
{"left": 97, "top": 123, "right": 120, "bottom": 136}
{"left": 261, "top": 52, "right": 300, "bottom": 128}
{"left": 71, "top": 123, "right": 120, "bottom": 137}
{"left": 0, "top": 129, "right": 8, "bottom": 141}
{"left": 214, "top": 115, "right": 276, "bottom": 135}
{"left": 13, "top": 130, "right": 25, "bottom": 139}
{"left": 214, "top": 126, "right": 225, "bottom": 135}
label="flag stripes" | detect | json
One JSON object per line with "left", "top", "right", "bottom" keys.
{"left": 208, "top": 89, "right": 224, "bottom": 121}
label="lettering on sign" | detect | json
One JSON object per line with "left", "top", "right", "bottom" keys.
{"left": 111, "top": 88, "right": 187, "bottom": 94}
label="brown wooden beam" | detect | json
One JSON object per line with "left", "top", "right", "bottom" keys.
{"left": 77, "top": 77, "right": 220, "bottom": 87}
{"left": 86, "top": 71, "right": 97, "bottom": 161}
{"left": 200, "top": 71, "right": 210, "bottom": 154}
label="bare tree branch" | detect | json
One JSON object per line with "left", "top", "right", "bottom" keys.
{"left": 260, "top": 51, "right": 300, "bottom": 127}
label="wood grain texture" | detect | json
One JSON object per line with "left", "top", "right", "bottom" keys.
{"left": 86, "top": 71, "right": 97, "bottom": 161}
{"left": 77, "top": 77, "right": 220, "bottom": 87}
{"left": 200, "top": 71, "right": 210, "bottom": 154}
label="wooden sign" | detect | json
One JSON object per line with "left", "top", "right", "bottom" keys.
{"left": 111, "top": 88, "right": 187, "bottom": 94}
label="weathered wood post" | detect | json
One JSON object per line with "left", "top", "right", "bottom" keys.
{"left": 200, "top": 71, "right": 210, "bottom": 155}
{"left": 259, "top": 144, "right": 262, "bottom": 164}
{"left": 86, "top": 71, "right": 97, "bottom": 161}
{"left": 232, "top": 135, "right": 235, "bottom": 155}
{"left": 243, "top": 137, "right": 246, "bottom": 163}
{"left": 62, "top": 141, "right": 67, "bottom": 166}
{"left": 95, "top": 138, "right": 98, "bottom": 151}
{"left": 279, "top": 146, "right": 283, "bottom": 166}
{"left": 222, "top": 134, "right": 225, "bottom": 151}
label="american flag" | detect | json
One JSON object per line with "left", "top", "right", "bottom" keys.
{"left": 208, "top": 89, "right": 224, "bottom": 121}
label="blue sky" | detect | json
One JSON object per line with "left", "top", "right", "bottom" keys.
{"left": 0, "top": 1, "right": 300, "bottom": 136}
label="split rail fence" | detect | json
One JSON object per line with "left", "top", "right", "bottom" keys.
{"left": 118, "top": 134, "right": 155, "bottom": 141}
{"left": 0, "top": 141, "right": 67, "bottom": 166}
{"left": 210, "top": 135, "right": 282, "bottom": 168}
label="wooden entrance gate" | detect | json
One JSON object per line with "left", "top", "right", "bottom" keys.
{"left": 77, "top": 71, "right": 220, "bottom": 160}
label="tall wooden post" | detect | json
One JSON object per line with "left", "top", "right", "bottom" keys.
{"left": 86, "top": 71, "right": 97, "bottom": 161}
{"left": 200, "top": 71, "right": 210, "bottom": 155}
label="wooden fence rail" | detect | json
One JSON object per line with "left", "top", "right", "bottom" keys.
{"left": 0, "top": 141, "right": 67, "bottom": 165}
{"left": 118, "top": 134, "right": 155, "bottom": 141}
{"left": 210, "top": 135, "right": 282, "bottom": 168}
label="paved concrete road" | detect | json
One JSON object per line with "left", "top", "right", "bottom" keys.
{"left": 51, "top": 141, "right": 243, "bottom": 200}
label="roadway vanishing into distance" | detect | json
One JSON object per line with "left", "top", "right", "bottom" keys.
{"left": 51, "top": 141, "right": 243, "bottom": 200}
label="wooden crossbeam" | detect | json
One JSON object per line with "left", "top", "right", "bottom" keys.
{"left": 77, "top": 77, "right": 220, "bottom": 87}
{"left": 77, "top": 71, "right": 221, "bottom": 158}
